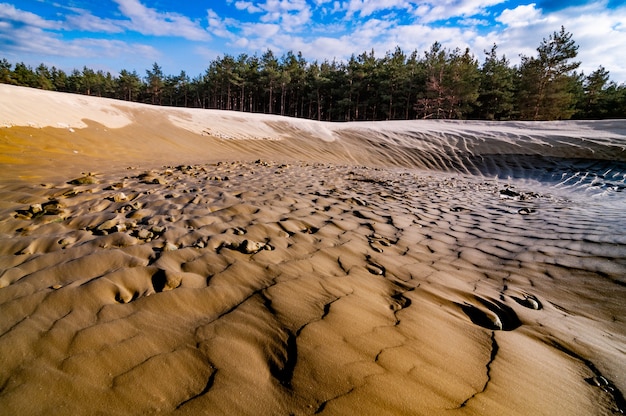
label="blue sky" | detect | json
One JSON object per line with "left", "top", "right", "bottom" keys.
{"left": 1, "top": 0, "right": 625, "bottom": 82}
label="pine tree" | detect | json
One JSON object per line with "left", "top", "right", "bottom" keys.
{"left": 416, "top": 42, "right": 447, "bottom": 119}
{"left": 478, "top": 44, "right": 515, "bottom": 120}
{"left": 445, "top": 48, "right": 480, "bottom": 119}
{"left": 145, "top": 62, "right": 164, "bottom": 105}
{"left": 517, "top": 26, "right": 580, "bottom": 120}
{"left": 261, "top": 50, "right": 280, "bottom": 114}
{"left": 117, "top": 70, "right": 140, "bottom": 101}
{"left": 12, "top": 62, "right": 37, "bottom": 88}
{"left": 35, "top": 63, "right": 53, "bottom": 90}
{"left": 0, "top": 58, "right": 12, "bottom": 84}
{"left": 579, "top": 66, "right": 610, "bottom": 118}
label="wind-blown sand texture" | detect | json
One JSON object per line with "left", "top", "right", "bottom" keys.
{"left": 1, "top": 83, "right": 626, "bottom": 415}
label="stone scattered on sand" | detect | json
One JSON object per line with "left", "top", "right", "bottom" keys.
{"left": 29, "top": 204, "right": 43, "bottom": 215}
{"left": 96, "top": 219, "right": 120, "bottom": 233}
{"left": 163, "top": 241, "right": 178, "bottom": 251}
{"left": 499, "top": 187, "right": 540, "bottom": 201}
{"left": 232, "top": 227, "right": 247, "bottom": 235}
{"left": 137, "top": 172, "right": 167, "bottom": 185}
{"left": 150, "top": 225, "right": 166, "bottom": 234}
{"left": 240, "top": 240, "right": 266, "bottom": 254}
{"left": 136, "top": 229, "right": 154, "bottom": 240}
{"left": 68, "top": 174, "right": 98, "bottom": 185}
{"left": 112, "top": 192, "right": 129, "bottom": 202}
{"left": 42, "top": 200, "right": 65, "bottom": 215}
{"left": 223, "top": 239, "right": 271, "bottom": 254}
{"left": 16, "top": 200, "right": 66, "bottom": 220}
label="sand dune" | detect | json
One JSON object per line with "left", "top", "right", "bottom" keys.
{"left": 1, "top": 84, "right": 626, "bottom": 415}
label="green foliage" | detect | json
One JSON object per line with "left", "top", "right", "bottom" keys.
{"left": 1, "top": 27, "right": 624, "bottom": 120}
{"left": 517, "top": 26, "right": 581, "bottom": 120}
{"left": 478, "top": 44, "right": 515, "bottom": 120}
{"left": 0, "top": 58, "right": 12, "bottom": 84}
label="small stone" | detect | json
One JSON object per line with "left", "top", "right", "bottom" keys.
{"left": 68, "top": 174, "right": 98, "bottom": 185}
{"left": 233, "top": 227, "right": 246, "bottom": 235}
{"left": 150, "top": 225, "right": 165, "bottom": 234}
{"left": 113, "top": 192, "right": 128, "bottom": 202}
{"left": 499, "top": 188, "right": 520, "bottom": 199}
{"left": 97, "top": 219, "right": 119, "bottom": 232}
{"left": 137, "top": 229, "right": 153, "bottom": 240}
{"left": 40, "top": 200, "right": 60, "bottom": 214}
{"left": 163, "top": 242, "right": 178, "bottom": 251}
{"left": 239, "top": 240, "right": 265, "bottom": 254}
{"left": 29, "top": 204, "right": 43, "bottom": 214}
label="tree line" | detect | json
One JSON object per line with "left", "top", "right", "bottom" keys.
{"left": 2, "top": 27, "right": 625, "bottom": 121}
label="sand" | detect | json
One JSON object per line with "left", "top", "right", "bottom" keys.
{"left": 1, "top": 84, "right": 625, "bottom": 415}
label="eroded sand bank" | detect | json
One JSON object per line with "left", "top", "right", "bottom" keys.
{"left": 1, "top": 85, "right": 625, "bottom": 415}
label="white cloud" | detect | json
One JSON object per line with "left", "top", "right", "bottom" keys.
{"left": 235, "top": 1, "right": 263, "bottom": 13}
{"left": 113, "top": 0, "right": 210, "bottom": 41}
{"left": 64, "top": 9, "right": 126, "bottom": 33}
{"left": 496, "top": 3, "right": 543, "bottom": 28}
{"left": 234, "top": 1, "right": 264, "bottom": 13}
{"left": 486, "top": 1, "right": 626, "bottom": 82}
{"left": 253, "top": 0, "right": 313, "bottom": 31}
{"left": 400, "top": 0, "right": 507, "bottom": 23}
{"left": 0, "top": 2, "right": 60, "bottom": 29}
{"left": 241, "top": 22, "right": 281, "bottom": 38}
{"left": 345, "top": 0, "right": 412, "bottom": 18}
{"left": 207, "top": 9, "right": 234, "bottom": 39}
{"left": 0, "top": 21, "right": 157, "bottom": 61}
{"left": 0, "top": 3, "right": 159, "bottom": 70}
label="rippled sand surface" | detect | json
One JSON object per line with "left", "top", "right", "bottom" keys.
{"left": 1, "top": 85, "right": 626, "bottom": 415}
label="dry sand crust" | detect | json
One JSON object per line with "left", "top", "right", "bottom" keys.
{"left": 1, "top": 84, "right": 626, "bottom": 415}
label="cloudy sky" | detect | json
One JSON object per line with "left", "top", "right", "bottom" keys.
{"left": 1, "top": 0, "right": 625, "bottom": 82}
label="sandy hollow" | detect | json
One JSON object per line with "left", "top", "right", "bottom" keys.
{"left": 1, "top": 84, "right": 626, "bottom": 415}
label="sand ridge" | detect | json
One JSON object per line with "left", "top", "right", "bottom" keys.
{"left": 1, "top": 85, "right": 626, "bottom": 414}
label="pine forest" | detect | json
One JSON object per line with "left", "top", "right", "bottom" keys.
{"left": 2, "top": 27, "right": 625, "bottom": 121}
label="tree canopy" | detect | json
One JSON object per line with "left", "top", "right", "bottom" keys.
{"left": 2, "top": 27, "right": 625, "bottom": 121}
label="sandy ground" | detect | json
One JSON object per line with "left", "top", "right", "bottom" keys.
{"left": 1, "top": 84, "right": 626, "bottom": 415}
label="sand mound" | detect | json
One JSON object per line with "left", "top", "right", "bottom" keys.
{"left": 1, "top": 85, "right": 626, "bottom": 415}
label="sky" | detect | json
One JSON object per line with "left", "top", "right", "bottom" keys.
{"left": 1, "top": 0, "right": 625, "bottom": 83}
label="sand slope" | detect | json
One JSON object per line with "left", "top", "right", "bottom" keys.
{"left": 1, "top": 85, "right": 626, "bottom": 415}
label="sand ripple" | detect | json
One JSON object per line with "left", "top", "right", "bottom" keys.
{"left": 1, "top": 161, "right": 625, "bottom": 415}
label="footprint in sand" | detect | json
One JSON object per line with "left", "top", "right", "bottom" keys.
{"left": 365, "top": 257, "right": 386, "bottom": 276}
{"left": 368, "top": 233, "right": 393, "bottom": 253}
{"left": 458, "top": 296, "right": 522, "bottom": 331}
{"left": 511, "top": 293, "right": 542, "bottom": 310}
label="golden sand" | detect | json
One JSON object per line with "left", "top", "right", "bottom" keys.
{"left": 1, "top": 84, "right": 625, "bottom": 415}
